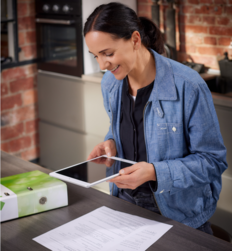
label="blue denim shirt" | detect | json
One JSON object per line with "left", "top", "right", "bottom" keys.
{"left": 101, "top": 49, "right": 227, "bottom": 228}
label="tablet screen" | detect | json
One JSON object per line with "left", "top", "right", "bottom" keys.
{"left": 56, "top": 157, "right": 121, "bottom": 183}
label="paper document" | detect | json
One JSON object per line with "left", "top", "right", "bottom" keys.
{"left": 33, "top": 206, "right": 172, "bottom": 251}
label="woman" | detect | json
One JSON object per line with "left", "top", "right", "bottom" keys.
{"left": 84, "top": 2, "right": 227, "bottom": 234}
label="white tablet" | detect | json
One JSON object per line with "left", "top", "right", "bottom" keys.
{"left": 49, "top": 155, "right": 136, "bottom": 188}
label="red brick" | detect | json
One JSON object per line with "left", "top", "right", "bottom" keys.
{"left": 202, "top": 16, "right": 215, "bottom": 25}
{"left": 2, "top": 67, "right": 28, "bottom": 82}
{"left": 214, "top": 0, "right": 227, "bottom": 3}
{"left": 181, "top": 5, "right": 195, "bottom": 14}
{"left": 17, "top": 3, "right": 28, "bottom": 17}
{"left": 195, "top": 5, "right": 222, "bottom": 15}
{"left": 226, "top": 6, "right": 232, "bottom": 15}
{"left": 1, "top": 105, "right": 37, "bottom": 126}
{"left": 26, "top": 119, "right": 39, "bottom": 133}
{"left": 21, "top": 147, "right": 39, "bottom": 161}
{"left": 181, "top": 34, "right": 203, "bottom": 44}
{"left": 31, "top": 132, "right": 39, "bottom": 146}
{"left": 188, "top": 15, "right": 202, "bottom": 24}
{"left": 190, "top": 54, "right": 218, "bottom": 68}
{"left": 209, "top": 27, "right": 232, "bottom": 36}
{"left": 1, "top": 83, "right": 8, "bottom": 96}
{"left": 188, "top": 0, "right": 199, "bottom": 3}
{"left": 137, "top": 4, "right": 152, "bottom": 18}
{"left": 138, "top": 0, "right": 153, "bottom": 4}
{"left": 1, "top": 123, "right": 24, "bottom": 141}
{"left": 8, "top": 136, "right": 32, "bottom": 153}
{"left": 181, "top": 25, "right": 208, "bottom": 34}
{"left": 218, "top": 37, "right": 232, "bottom": 46}
{"left": 21, "top": 44, "right": 37, "bottom": 59}
{"left": 1, "top": 94, "right": 22, "bottom": 111}
{"left": 180, "top": 44, "right": 197, "bottom": 53}
{"left": 25, "top": 30, "right": 36, "bottom": 44}
{"left": 216, "top": 17, "right": 230, "bottom": 26}
{"left": 204, "top": 37, "right": 217, "bottom": 45}
{"left": 23, "top": 89, "right": 38, "bottom": 105}
{"left": 199, "top": 0, "right": 213, "bottom": 3}
{"left": 198, "top": 46, "right": 225, "bottom": 56}
{"left": 18, "top": 16, "right": 35, "bottom": 31}
{"left": 18, "top": 31, "right": 25, "bottom": 46}
{"left": 10, "top": 77, "right": 35, "bottom": 93}
{"left": 28, "top": 2, "right": 35, "bottom": 16}
{"left": 24, "top": 64, "right": 38, "bottom": 76}
{"left": 1, "top": 142, "right": 9, "bottom": 152}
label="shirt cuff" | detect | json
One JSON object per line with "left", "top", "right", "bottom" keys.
{"left": 152, "top": 161, "right": 173, "bottom": 194}
{"left": 149, "top": 163, "right": 158, "bottom": 192}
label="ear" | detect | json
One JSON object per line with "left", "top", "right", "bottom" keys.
{"left": 131, "top": 31, "right": 141, "bottom": 50}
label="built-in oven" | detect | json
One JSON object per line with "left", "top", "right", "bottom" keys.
{"left": 35, "top": 0, "right": 83, "bottom": 77}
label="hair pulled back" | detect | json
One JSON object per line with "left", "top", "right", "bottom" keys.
{"left": 84, "top": 2, "right": 164, "bottom": 54}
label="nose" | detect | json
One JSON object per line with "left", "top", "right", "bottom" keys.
{"left": 98, "top": 57, "right": 110, "bottom": 71}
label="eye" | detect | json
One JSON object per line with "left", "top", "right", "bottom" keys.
{"left": 106, "top": 53, "right": 113, "bottom": 57}
{"left": 94, "top": 55, "right": 98, "bottom": 59}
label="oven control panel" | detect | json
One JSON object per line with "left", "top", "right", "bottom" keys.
{"left": 36, "top": 0, "right": 81, "bottom": 16}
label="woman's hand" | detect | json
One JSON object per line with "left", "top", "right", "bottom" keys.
{"left": 108, "top": 162, "right": 156, "bottom": 190}
{"left": 87, "top": 139, "right": 116, "bottom": 160}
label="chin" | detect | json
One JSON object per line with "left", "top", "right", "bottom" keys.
{"left": 113, "top": 72, "right": 127, "bottom": 81}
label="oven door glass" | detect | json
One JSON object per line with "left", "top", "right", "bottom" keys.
{"left": 37, "top": 21, "right": 83, "bottom": 77}
{"left": 43, "top": 25, "right": 76, "bottom": 66}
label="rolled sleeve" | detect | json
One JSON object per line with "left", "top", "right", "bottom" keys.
{"left": 152, "top": 161, "right": 173, "bottom": 194}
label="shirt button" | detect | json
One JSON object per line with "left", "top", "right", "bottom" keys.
{"left": 172, "top": 127, "right": 176, "bottom": 132}
{"left": 160, "top": 190, "right": 164, "bottom": 194}
{"left": 134, "top": 128, "right": 136, "bottom": 131}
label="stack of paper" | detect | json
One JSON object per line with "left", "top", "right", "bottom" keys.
{"left": 33, "top": 206, "right": 172, "bottom": 251}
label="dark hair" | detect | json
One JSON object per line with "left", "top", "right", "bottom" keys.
{"left": 84, "top": 2, "right": 164, "bottom": 54}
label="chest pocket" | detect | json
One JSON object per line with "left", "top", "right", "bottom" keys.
{"left": 157, "top": 123, "right": 184, "bottom": 160}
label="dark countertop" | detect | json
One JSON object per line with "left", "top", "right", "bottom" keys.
{"left": 1, "top": 151, "right": 232, "bottom": 251}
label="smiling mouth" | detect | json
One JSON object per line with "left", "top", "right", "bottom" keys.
{"left": 110, "top": 65, "right": 119, "bottom": 72}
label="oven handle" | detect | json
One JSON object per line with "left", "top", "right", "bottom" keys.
{"left": 35, "top": 18, "right": 75, "bottom": 25}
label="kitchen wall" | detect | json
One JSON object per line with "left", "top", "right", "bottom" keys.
{"left": 1, "top": 0, "right": 232, "bottom": 161}
{"left": 137, "top": 0, "right": 232, "bottom": 69}
{"left": 1, "top": 0, "right": 39, "bottom": 161}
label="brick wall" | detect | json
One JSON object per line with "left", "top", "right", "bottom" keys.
{"left": 1, "top": 0, "right": 39, "bottom": 161}
{"left": 137, "top": 0, "right": 232, "bottom": 69}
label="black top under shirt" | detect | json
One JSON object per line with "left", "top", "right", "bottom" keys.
{"left": 120, "top": 77, "right": 155, "bottom": 196}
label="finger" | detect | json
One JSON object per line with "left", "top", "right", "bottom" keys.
{"left": 113, "top": 182, "right": 136, "bottom": 190}
{"left": 104, "top": 140, "right": 116, "bottom": 157}
{"left": 87, "top": 143, "right": 104, "bottom": 160}
{"left": 119, "top": 163, "right": 139, "bottom": 175}
{"left": 108, "top": 175, "right": 131, "bottom": 184}
{"left": 104, "top": 145, "right": 112, "bottom": 157}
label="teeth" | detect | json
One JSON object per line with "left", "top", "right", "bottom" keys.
{"left": 111, "top": 65, "right": 119, "bottom": 72}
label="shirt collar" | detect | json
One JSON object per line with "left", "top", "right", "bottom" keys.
{"left": 105, "top": 49, "right": 177, "bottom": 102}
{"left": 149, "top": 49, "right": 177, "bottom": 101}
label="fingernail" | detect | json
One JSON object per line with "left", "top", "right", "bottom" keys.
{"left": 120, "top": 169, "right": 124, "bottom": 174}
{"left": 107, "top": 152, "right": 111, "bottom": 157}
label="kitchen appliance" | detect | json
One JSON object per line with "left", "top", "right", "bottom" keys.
{"left": 0, "top": 170, "right": 68, "bottom": 222}
{"left": 217, "top": 52, "right": 232, "bottom": 94}
{"left": 37, "top": 1, "right": 137, "bottom": 173}
{"left": 35, "top": 0, "right": 83, "bottom": 77}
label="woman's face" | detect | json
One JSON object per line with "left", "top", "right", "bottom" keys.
{"left": 85, "top": 31, "right": 139, "bottom": 80}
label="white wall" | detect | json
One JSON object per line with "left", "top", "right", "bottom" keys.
{"left": 82, "top": 0, "right": 137, "bottom": 75}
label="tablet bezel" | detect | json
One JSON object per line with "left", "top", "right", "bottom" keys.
{"left": 49, "top": 155, "right": 136, "bottom": 188}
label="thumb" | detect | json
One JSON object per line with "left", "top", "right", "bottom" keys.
{"left": 104, "top": 143, "right": 112, "bottom": 157}
{"left": 119, "top": 164, "right": 138, "bottom": 175}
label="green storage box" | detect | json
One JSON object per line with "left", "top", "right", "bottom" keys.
{"left": 0, "top": 170, "right": 68, "bottom": 222}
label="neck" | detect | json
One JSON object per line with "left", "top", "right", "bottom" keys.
{"left": 127, "top": 47, "right": 156, "bottom": 96}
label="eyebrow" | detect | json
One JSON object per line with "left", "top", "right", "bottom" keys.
{"left": 88, "top": 48, "right": 111, "bottom": 55}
